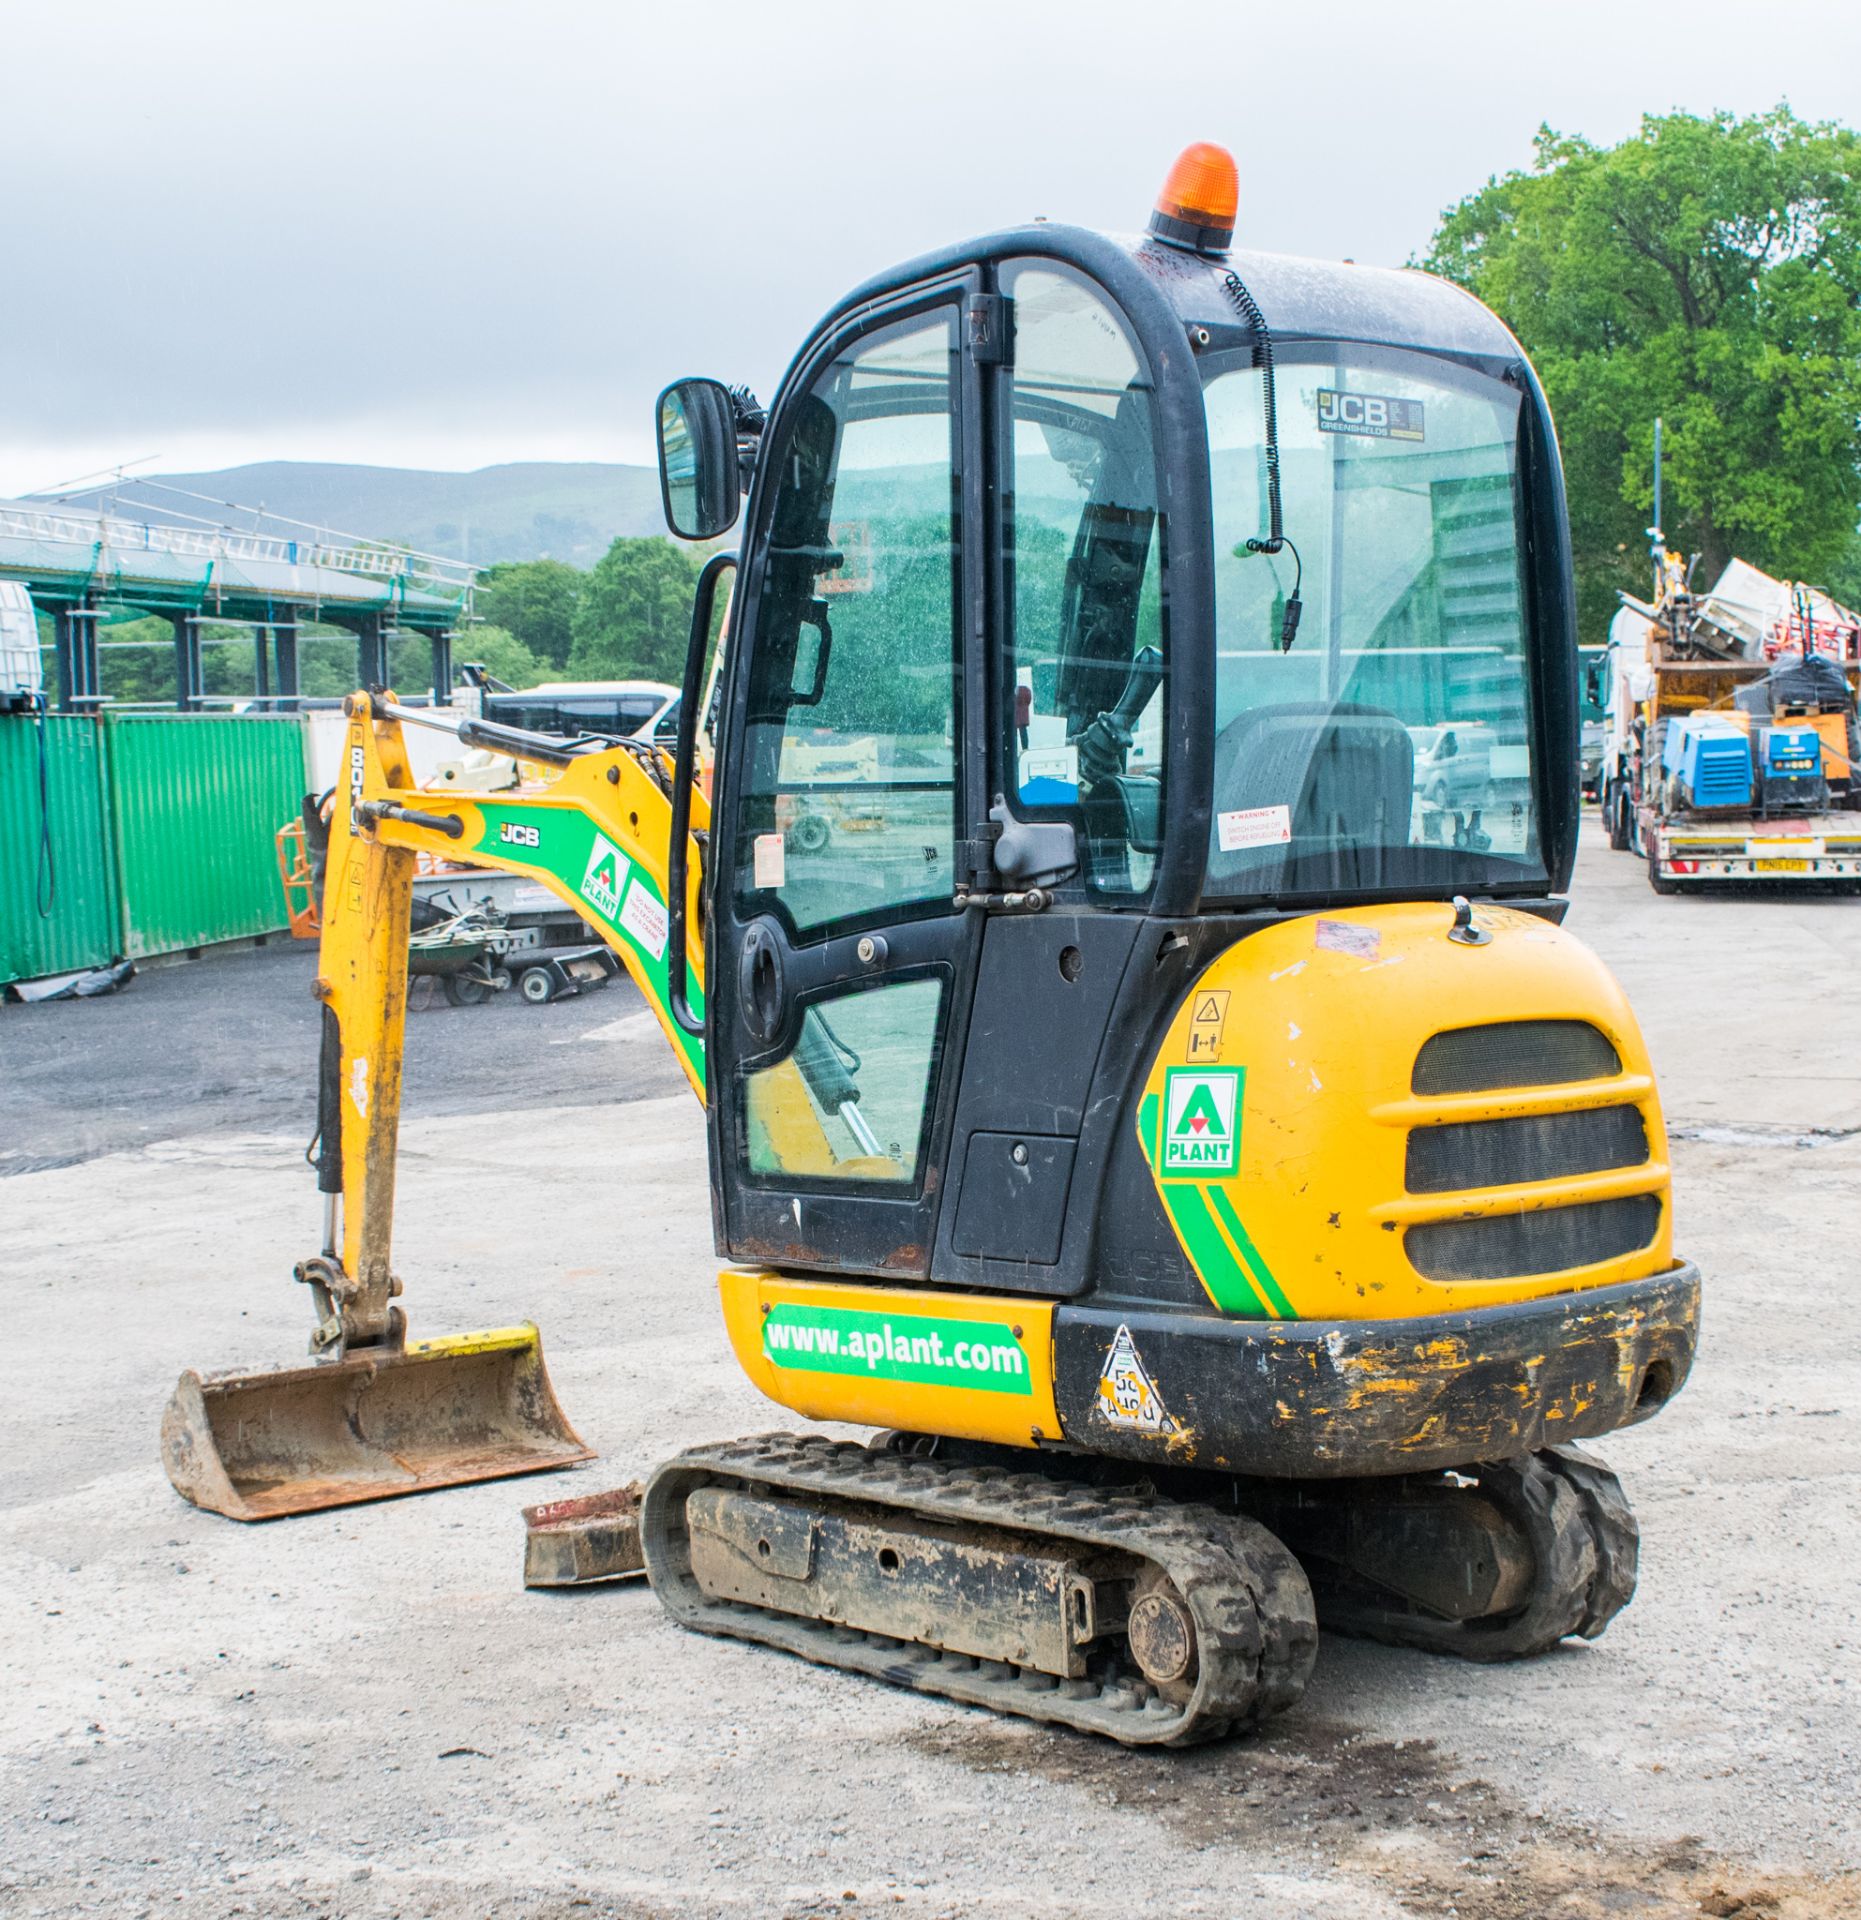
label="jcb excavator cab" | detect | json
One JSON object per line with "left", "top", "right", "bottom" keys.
{"left": 641, "top": 145, "right": 1697, "bottom": 1741}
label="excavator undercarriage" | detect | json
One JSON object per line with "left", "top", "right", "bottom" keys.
{"left": 639, "top": 1430, "right": 1642, "bottom": 1745}
{"left": 645, "top": 1434, "right": 1318, "bottom": 1746}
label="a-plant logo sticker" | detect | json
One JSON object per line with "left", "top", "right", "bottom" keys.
{"left": 1161, "top": 1067, "right": 1243, "bottom": 1177}
{"left": 580, "top": 832, "right": 629, "bottom": 921}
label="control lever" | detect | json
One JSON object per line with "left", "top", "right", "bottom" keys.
{"left": 1074, "top": 645, "right": 1162, "bottom": 784}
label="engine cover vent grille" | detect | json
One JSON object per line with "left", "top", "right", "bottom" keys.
{"left": 1406, "top": 1105, "right": 1649, "bottom": 1195}
{"left": 1406, "top": 1195, "right": 1661, "bottom": 1282}
{"left": 1412, "top": 1020, "right": 1620, "bottom": 1095}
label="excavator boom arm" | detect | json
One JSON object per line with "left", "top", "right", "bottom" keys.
{"left": 159, "top": 688, "right": 716, "bottom": 1521}
{"left": 316, "top": 690, "right": 710, "bottom": 1350}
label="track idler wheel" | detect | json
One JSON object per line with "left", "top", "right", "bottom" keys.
{"left": 1126, "top": 1567, "right": 1199, "bottom": 1704}
{"left": 1283, "top": 1445, "right": 1639, "bottom": 1661}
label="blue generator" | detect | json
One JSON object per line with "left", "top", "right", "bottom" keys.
{"left": 1662, "top": 714, "right": 1754, "bottom": 810}
{"left": 1759, "top": 724, "right": 1826, "bottom": 812}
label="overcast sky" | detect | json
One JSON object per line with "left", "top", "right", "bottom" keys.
{"left": 3, "top": 0, "right": 1858, "bottom": 500}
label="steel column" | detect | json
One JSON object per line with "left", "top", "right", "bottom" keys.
{"left": 54, "top": 598, "right": 102, "bottom": 711}
{"left": 271, "top": 615, "right": 300, "bottom": 710}
{"left": 428, "top": 629, "right": 454, "bottom": 707}
{"left": 355, "top": 612, "right": 388, "bottom": 689}
{"left": 171, "top": 614, "right": 204, "bottom": 711}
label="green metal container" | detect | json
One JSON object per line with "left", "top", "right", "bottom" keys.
{"left": 0, "top": 713, "right": 121, "bottom": 983}
{"left": 105, "top": 714, "right": 310, "bottom": 958}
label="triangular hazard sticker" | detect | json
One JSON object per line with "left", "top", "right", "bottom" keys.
{"left": 1096, "top": 1324, "right": 1180, "bottom": 1435}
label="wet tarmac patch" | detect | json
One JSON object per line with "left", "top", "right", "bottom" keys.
{"left": 909, "top": 1714, "right": 1860, "bottom": 1920}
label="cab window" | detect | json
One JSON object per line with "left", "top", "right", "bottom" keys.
{"left": 734, "top": 311, "right": 961, "bottom": 936}
{"left": 1001, "top": 263, "right": 1165, "bottom": 896}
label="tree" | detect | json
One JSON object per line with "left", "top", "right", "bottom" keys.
{"left": 475, "top": 559, "right": 583, "bottom": 670}
{"left": 1423, "top": 107, "right": 1861, "bottom": 638}
{"left": 453, "top": 623, "right": 543, "bottom": 689}
{"left": 567, "top": 536, "right": 700, "bottom": 682}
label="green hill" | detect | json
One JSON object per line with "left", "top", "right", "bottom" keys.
{"left": 43, "top": 460, "right": 666, "bottom": 569}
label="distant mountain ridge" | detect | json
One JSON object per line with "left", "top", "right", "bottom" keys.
{"left": 40, "top": 460, "right": 666, "bottom": 570}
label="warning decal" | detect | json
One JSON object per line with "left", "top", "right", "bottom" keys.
{"left": 618, "top": 877, "right": 669, "bottom": 960}
{"left": 1186, "top": 989, "right": 1230, "bottom": 1062}
{"left": 1097, "top": 1324, "right": 1180, "bottom": 1434}
{"left": 1217, "top": 803, "right": 1292, "bottom": 853}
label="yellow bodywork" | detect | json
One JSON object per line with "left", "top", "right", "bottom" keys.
{"left": 1136, "top": 901, "right": 1672, "bottom": 1322}
{"left": 720, "top": 1269, "right": 1061, "bottom": 1448}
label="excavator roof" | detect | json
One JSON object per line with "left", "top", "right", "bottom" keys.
{"left": 833, "top": 222, "right": 1524, "bottom": 373}
{"left": 1124, "top": 235, "right": 1523, "bottom": 365}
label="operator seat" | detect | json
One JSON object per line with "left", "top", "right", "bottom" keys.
{"left": 1208, "top": 701, "right": 1415, "bottom": 888}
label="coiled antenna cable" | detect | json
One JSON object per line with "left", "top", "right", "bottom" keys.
{"left": 1220, "top": 269, "right": 1304, "bottom": 651}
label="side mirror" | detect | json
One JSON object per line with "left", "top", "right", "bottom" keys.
{"left": 656, "top": 378, "right": 741, "bottom": 541}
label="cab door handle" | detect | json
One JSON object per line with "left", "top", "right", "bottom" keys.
{"left": 739, "top": 919, "right": 786, "bottom": 1044}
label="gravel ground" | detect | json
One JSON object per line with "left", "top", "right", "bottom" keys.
{"left": 3, "top": 821, "right": 1857, "bottom": 1919}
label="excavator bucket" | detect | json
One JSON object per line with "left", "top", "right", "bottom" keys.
{"left": 160, "top": 1325, "right": 592, "bottom": 1522}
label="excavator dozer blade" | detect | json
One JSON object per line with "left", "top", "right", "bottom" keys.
{"left": 160, "top": 1324, "right": 593, "bottom": 1521}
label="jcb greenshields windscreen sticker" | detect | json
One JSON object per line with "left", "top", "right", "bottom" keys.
{"left": 762, "top": 1304, "right": 1032, "bottom": 1397}
{"left": 1316, "top": 388, "right": 1425, "bottom": 442}
{"left": 1161, "top": 1068, "right": 1244, "bottom": 1176}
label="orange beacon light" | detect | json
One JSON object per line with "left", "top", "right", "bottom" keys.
{"left": 1149, "top": 142, "right": 1239, "bottom": 255}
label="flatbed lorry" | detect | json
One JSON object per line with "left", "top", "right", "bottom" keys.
{"left": 1598, "top": 554, "right": 1861, "bottom": 892}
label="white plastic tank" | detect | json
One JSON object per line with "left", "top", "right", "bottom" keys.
{"left": 0, "top": 581, "right": 43, "bottom": 700}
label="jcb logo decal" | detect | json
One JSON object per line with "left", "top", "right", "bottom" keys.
{"left": 498, "top": 822, "right": 541, "bottom": 849}
{"left": 1316, "top": 388, "right": 1425, "bottom": 442}
{"left": 1161, "top": 1067, "right": 1243, "bottom": 1177}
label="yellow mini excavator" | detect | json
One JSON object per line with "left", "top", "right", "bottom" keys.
{"left": 165, "top": 144, "right": 1700, "bottom": 1745}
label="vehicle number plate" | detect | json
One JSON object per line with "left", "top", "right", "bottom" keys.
{"left": 1755, "top": 858, "right": 1809, "bottom": 872}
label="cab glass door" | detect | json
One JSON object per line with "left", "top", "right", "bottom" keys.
{"left": 714, "top": 293, "right": 979, "bottom": 1270}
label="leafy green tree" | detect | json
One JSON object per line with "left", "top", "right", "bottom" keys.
{"left": 453, "top": 623, "right": 544, "bottom": 689}
{"left": 94, "top": 613, "right": 178, "bottom": 703}
{"left": 475, "top": 559, "right": 583, "bottom": 670}
{"left": 567, "top": 536, "right": 700, "bottom": 682}
{"left": 1423, "top": 107, "right": 1861, "bottom": 637}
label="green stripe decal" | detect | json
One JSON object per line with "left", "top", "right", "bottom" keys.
{"left": 1206, "top": 1184, "right": 1295, "bottom": 1318}
{"left": 1137, "top": 1091, "right": 1280, "bottom": 1320}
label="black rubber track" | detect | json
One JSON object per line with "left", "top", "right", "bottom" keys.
{"left": 1308, "top": 1446, "right": 1639, "bottom": 1660}
{"left": 641, "top": 1433, "right": 1318, "bottom": 1747}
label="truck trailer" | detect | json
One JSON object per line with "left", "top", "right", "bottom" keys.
{"left": 1598, "top": 554, "right": 1861, "bottom": 893}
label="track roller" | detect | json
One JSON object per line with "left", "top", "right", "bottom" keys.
{"left": 641, "top": 1433, "right": 1317, "bottom": 1747}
